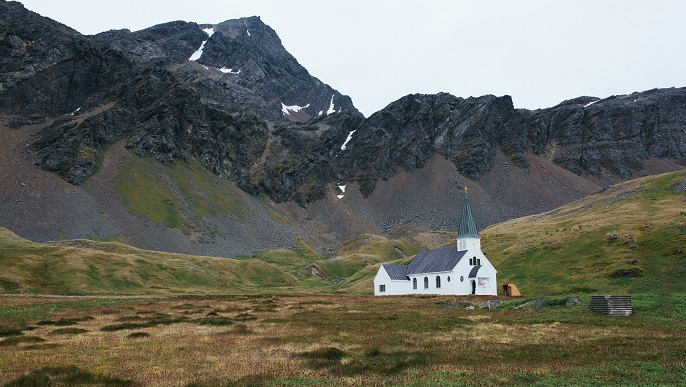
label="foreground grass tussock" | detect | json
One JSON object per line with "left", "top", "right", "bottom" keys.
{"left": 0, "top": 293, "right": 684, "bottom": 386}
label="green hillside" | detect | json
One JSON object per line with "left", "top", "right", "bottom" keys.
{"left": 483, "top": 170, "right": 686, "bottom": 296}
{"left": 1, "top": 171, "right": 684, "bottom": 296}
{"left": 0, "top": 228, "right": 299, "bottom": 295}
{"left": 0, "top": 228, "right": 422, "bottom": 295}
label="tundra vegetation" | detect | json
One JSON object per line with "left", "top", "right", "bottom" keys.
{"left": 0, "top": 293, "right": 684, "bottom": 386}
{"left": 0, "top": 171, "right": 685, "bottom": 385}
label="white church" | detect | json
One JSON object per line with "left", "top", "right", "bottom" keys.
{"left": 374, "top": 194, "right": 498, "bottom": 296}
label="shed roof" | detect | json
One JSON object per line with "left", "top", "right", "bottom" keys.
{"left": 407, "top": 247, "right": 466, "bottom": 275}
{"left": 458, "top": 198, "right": 480, "bottom": 239}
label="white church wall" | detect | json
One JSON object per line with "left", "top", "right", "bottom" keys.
{"left": 407, "top": 272, "right": 458, "bottom": 296}
{"left": 374, "top": 266, "right": 412, "bottom": 295}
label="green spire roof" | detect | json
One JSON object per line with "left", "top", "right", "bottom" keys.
{"left": 457, "top": 197, "right": 480, "bottom": 239}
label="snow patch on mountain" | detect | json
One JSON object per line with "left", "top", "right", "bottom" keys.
{"left": 326, "top": 94, "right": 336, "bottom": 115}
{"left": 281, "top": 102, "right": 310, "bottom": 115}
{"left": 189, "top": 40, "right": 207, "bottom": 61}
{"left": 220, "top": 67, "right": 240, "bottom": 74}
{"left": 340, "top": 130, "right": 356, "bottom": 150}
{"left": 337, "top": 184, "right": 346, "bottom": 199}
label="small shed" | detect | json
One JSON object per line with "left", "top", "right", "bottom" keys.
{"left": 501, "top": 283, "right": 521, "bottom": 297}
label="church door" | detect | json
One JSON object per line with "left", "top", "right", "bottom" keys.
{"left": 471, "top": 280, "right": 476, "bottom": 295}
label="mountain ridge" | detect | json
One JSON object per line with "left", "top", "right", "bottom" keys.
{"left": 1, "top": 0, "right": 685, "bottom": 256}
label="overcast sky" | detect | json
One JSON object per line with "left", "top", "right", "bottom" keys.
{"left": 18, "top": 0, "right": 686, "bottom": 117}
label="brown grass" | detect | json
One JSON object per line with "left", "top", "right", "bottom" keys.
{"left": 0, "top": 293, "right": 684, "bottom": 386}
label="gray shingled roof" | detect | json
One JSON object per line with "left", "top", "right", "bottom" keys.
{"left": 458, "top": 198, "right": 480, "bottom": 238}
{"left": 382, "top": 264, "right": 409, "bottom": 280}
{"left": 468, "top": 265, "right": 481, "bottom": 278}
{"left": 407, "top": 247, "right": 467, "bottom": 275}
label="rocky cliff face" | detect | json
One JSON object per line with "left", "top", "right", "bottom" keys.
{"left": 528, "top": 89, "right": 686, "bottom": 178}
{"left": 335, "top": 89, "right": 686, "bottom": 196}
{"left": 2, "top": 0, "right": 686, "bottom": 255}
{"left": 334, "top": 93, "right": 530, "bottom": 197}
{"left": 1, "top": 2, "right": 360, "bottom": 192}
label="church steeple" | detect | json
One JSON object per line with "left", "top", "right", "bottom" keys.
{"left": 457, "top": 187, "right": 480, "bottom": 251}
{"left": 458, "top": 188, "right": 480, "bottom": 239}
{"left": 458, "top": 197, "right": 480, "bottom": 238}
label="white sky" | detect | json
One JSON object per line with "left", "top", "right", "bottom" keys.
{"left": 18, "top": 0, "right": 686, "bottom": 117}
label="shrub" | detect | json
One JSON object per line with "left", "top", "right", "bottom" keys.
{"left": 3, "top": 365, "right": 134, "bottom": 386}
{"left": 48, "top": 328, "right": 88, "bottom": 336}
{"left": 126, "top": 332, "right": 150, "bottom": 339}
{"left": 197, "top": 317, "right": 234, "bottom": 326}
{"left": 0, "top": 326, "right": 23, "bottom": 337}
{"left": 0, "top": 336, "right": 45, "bottom": 346}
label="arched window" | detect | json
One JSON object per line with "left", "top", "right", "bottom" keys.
{"left": 447, "top": 276, "right": 451, "bottom": 282}
{"left": 424, "top": 277, "right": 429, "bottom": 289}
{"left": 412, "top": 278, "right": 417, "bottom": 290}
{"left": 436, "top": 276, "right": 441, "bottom": 288}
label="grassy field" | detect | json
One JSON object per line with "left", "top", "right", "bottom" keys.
{"left": 0, "top": 293, "right": 684, "bottom": 386}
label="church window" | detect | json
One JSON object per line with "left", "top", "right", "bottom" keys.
{"left": 379, "top": 284, "right": 386, "bottom": 293}
{"left": 424, "top": 277, "right": 429, "bottom": 289}
{"left": 436, "top": 276, "right": 441, "bottom": 288}
{"left": 460, "top": 276, "right": 464, "bottom": 282}
{"left": 413, "top": 278, "right": 417, "bottom": 289}
{"left": 477, "top": 258, "right": 481, "bottom": 266}
{"left": 447, "top": 276, "right": 451, "bottom": 282}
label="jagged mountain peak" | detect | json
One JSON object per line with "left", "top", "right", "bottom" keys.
{"left": 1, "top": 0, "right": 685, "bottom": 257}
{"left": 213, "top": 16, "right": 266, "bottom": 40}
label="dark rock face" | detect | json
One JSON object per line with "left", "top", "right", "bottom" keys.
{"left": 2, "top": 0, "right": 686, "bottom": 210}
{"left": 95, "top": 21, "right": 208, "bottom": 64}
{"left": 336, "top": 89, "right": 686, "bottom": 197}
{"left": 334, "top": 93, "right": 530, "bottom": 197}
{"left": 528, "top": 89, "right": 686, "bottom": 178}
{"left": 1, "top": 2, "right": 360, "bottom": 201}
{"left": 240, "top": 111, "right": 364, "bottom": 206}
{"left": 198, "top": 17, "right": 359, "bottom": 122}
{"left": 0, "top": 1, "right": 133, "bottom": 122}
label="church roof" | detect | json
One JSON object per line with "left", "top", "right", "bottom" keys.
{"left": 407, "top": 247, "right": 466, "bottom": 275}
{"left": 458, "top": 197, "right": 480, "bottom": 238}
{"left": 468, "top": 265, "right": 481, "bottom": 278}
{"left": 382, "top": 264, "right": 411, "bottom": 280}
